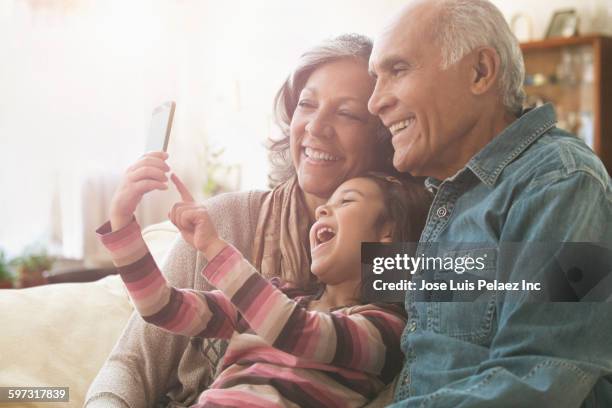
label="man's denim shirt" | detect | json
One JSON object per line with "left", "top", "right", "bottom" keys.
{"left": 391, "top": 104, "right": 612, "bottom": 407}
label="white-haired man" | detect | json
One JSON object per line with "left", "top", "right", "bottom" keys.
{"left": 368, "top": 0, "right": 612, "bottom": 406}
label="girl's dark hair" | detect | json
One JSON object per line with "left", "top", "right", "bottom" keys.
{"left": 311, "top": 172, "right": 432, "bottom": 306}
{"left": 362, "top": 172, "right": 432, "bottom": 243}
{"left": 356, "top": 172, "right": 431, "bottom": 310}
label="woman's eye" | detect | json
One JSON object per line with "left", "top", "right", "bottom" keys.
{"left": 297, "top": 100, "right": 315, "bottom": 109}
{"left": 338, "top": 111, "right": 363, "bottom": 121}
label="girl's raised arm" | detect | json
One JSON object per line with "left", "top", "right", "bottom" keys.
{"left": 97, "top": 219, "right": 238, "bottom": 340}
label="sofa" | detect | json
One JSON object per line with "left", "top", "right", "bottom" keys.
{"left": 0, "top": 222, "right": 177, "bottom": 408}
{"left": 0, "top": 221, "right": 394, "bottom": 408}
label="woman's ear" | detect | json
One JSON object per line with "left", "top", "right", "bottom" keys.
{"left": 470, "top": 46, "right": 500, "bottom": 96}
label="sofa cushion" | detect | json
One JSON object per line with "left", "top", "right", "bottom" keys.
{"left": 0, "top": 276, "right": 133, "bottom": 407}
{"left": 0, "top": 221, "right": 178, "bottom": 408}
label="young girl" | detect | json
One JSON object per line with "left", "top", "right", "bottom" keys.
{"left": 98, "top": 171, "right": 428, "bottom": 408}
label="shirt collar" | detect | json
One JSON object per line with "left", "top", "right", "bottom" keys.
{"left": 424, "top": 177, "right": 441, "bottom": 194}
{"left": 425, "top": 103, "right": 557, "bottom": 191}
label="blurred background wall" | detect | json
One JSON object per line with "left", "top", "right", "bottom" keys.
{"left": 0, "top": 0, "right": 610, "bottom": 265}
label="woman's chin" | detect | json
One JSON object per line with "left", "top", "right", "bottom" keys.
{"left": 298, "top": 171, "right": 339, "bottom": 198}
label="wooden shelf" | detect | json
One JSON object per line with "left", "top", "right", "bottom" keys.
{"left": 520, "top": 34, "right": 606, "bottom": 51}
{"left": 520, "top": 34, "right": 612, "bottom": 175}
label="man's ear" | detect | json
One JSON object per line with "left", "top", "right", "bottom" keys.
{"left": 470, "top": 46, "right": 500, "bottom": 96}
{"left": 378, "top": 221, "right": 395, "bottom": 243}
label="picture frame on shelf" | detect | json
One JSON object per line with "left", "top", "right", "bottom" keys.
{"left": 510, "top": 13, "right": 533, "bottom": 43}
{"left": 545, "top": 9, "right": 579, "bottom": 39}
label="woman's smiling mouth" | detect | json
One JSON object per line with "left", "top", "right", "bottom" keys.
{"left": 303, "top": 147, "right": 341, "bottom": 163}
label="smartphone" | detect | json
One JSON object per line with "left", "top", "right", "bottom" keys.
{"left": 145, "top": 101, "right": 175, "bottom": 152}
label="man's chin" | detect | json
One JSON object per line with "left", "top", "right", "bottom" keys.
{"left": 393, "top": 152, "right": 417, "bottom": 174}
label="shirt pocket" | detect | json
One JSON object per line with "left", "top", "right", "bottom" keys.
{"left": 429, "top": 247, "right": 498, "bottom": 345}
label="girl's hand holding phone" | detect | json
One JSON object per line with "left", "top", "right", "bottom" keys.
{"left": 169, "top": 174, "right": 227, "bottom": 259}
{"left": 109, "top": 151, "right": 170, "bottom": 231}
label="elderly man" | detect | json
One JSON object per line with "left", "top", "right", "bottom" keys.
{"left": 368, "top": 0, "right": 612, "bottom": 407}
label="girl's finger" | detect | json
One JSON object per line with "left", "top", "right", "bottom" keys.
{"left": 129, "top": 156, "right": 170, "bottom": 172}
{"left": 142, "top": 151, "right": 169, "bottom": 160}
{"left": 131, "top": 180, "right": 168, "bottom": 196}
{"left": 178, "top": 208, "right": 205, "bottom": 232}
{"left": 171, "top": 173, "right": 195, "bottom": 203}
{"left": 127, "top": 167, "right": 168, "bottom": 183}
{"left": 173, "top": 203, "right": 199, "bottom": 231}
{"left": 169, "top": 202, "right": 192, "bottom": 227}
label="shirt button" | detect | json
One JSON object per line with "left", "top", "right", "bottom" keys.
{"left": 408, "top": 321, "right": 417, "bottom": 332}
{"left": 403, "top": 372, "right": 411, "bottom": 385}
{"left": 436, "top": 206, "right": 448, "bottom": 218}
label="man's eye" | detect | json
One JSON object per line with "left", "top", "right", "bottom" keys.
{"left": 391, "top": 65, "right": 409, "bottom": 76}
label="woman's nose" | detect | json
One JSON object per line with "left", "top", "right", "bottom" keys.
{"left": 305, "top": 112, "right": 333, "bottom": 139}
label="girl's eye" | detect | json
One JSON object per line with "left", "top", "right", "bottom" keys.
{"left": 341, "top": 199, "right": 354, "bottom": 206}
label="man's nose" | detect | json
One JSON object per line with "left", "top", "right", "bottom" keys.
{"left": 368, "top": 80, "right": 395, "bottom": 117}
{"left": 305, "top": 112, "right": 333, "bottom": 139}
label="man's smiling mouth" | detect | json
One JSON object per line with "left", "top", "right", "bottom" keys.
{"left": 388, "top": 116, "right": 416, "bottom": 136}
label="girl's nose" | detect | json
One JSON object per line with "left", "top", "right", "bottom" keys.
{"left": 315, "top": 204, "right": 332, "bottom": 219}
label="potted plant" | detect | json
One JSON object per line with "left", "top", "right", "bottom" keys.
{"left": 199, "top": 143, "right": 241, "bottom": 197}
{"left": 0, "top": 250, "right": 14, "bottom": 288}
{"left": 12, "top": 249, "right": 54, "bottom": 288}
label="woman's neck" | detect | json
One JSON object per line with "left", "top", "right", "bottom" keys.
{"left": 302, "top": 190, "right": 327, "bottom": 223}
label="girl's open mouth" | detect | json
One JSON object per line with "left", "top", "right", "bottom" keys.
{"left": 313, "top": 224, "right": 336, "bottom": 250}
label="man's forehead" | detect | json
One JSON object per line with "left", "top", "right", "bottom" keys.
{"left": 370, "top": 22, "right": 416, "bottom": 70}
{"left": 370, "top": 4, "right": 438, "bottom": 71}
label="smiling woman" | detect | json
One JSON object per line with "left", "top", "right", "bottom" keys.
{"left": 290, "top": 58, "right": 393, "bottom": 214}
{"left": 269, "top": 36, "right": 395, "bottom": 223}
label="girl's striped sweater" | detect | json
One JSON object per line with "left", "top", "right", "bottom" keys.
{"left": 98, "top": 219, "right": 405, "bottom": 408}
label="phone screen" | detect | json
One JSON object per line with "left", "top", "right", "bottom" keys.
{"left": 145, "top": 101, "right": 175, "bottom": 152}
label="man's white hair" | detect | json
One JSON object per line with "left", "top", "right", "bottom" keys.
{"left": 432, "top": 0, "right": 526, "bottom": 115}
